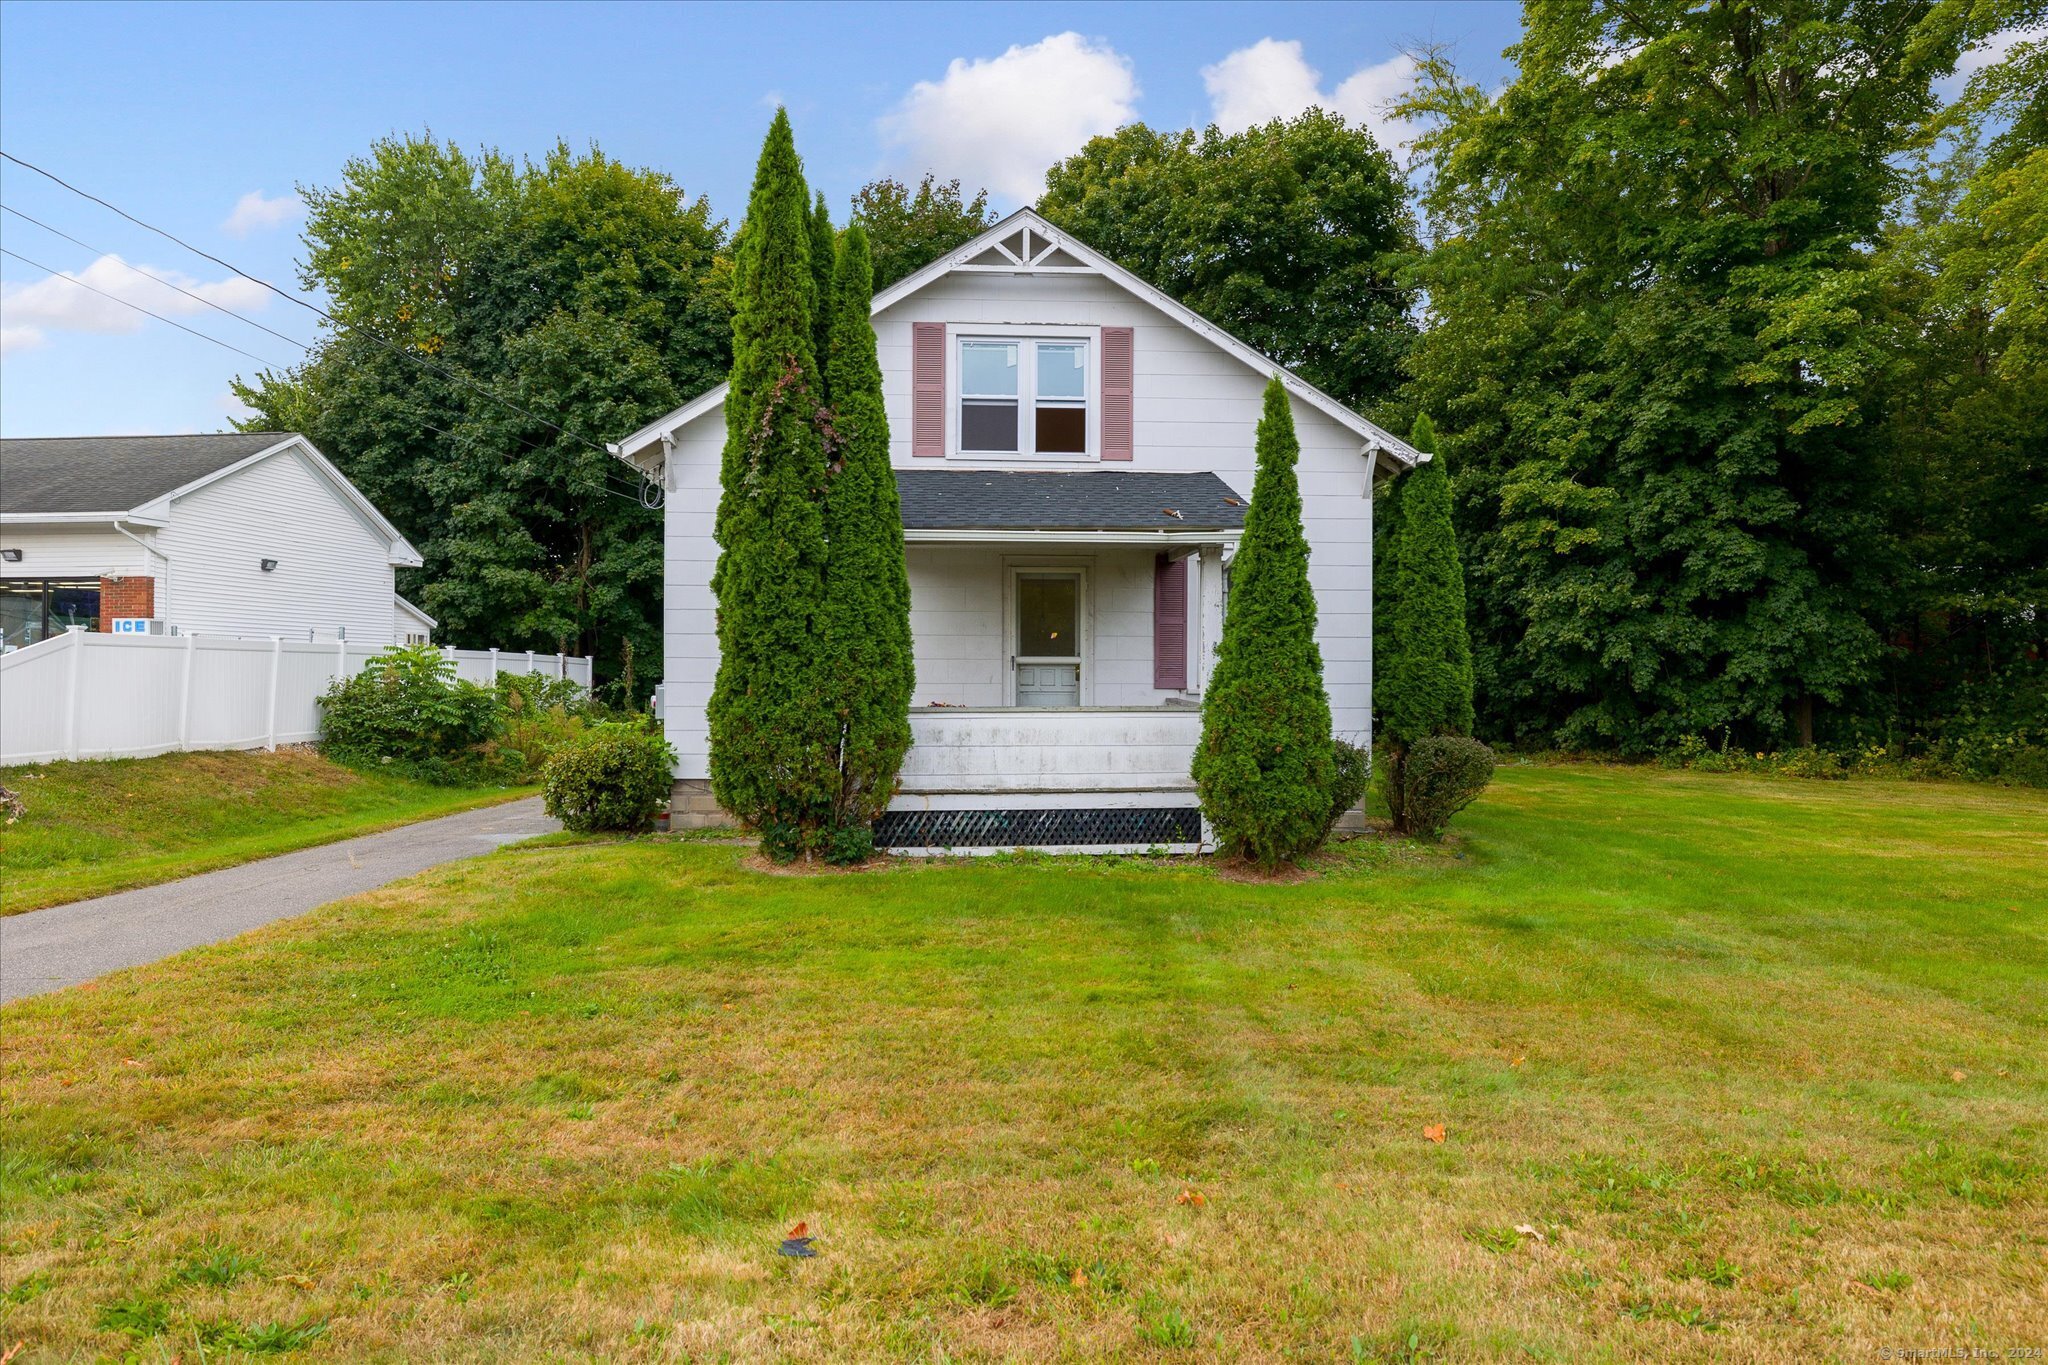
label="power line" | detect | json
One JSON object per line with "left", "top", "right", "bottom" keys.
{"left": 0, "top": 243, "right": 657, "bottom": 508}
{"left": 1, "top": 149, "right": 619, "bottom": 459}
{"left": 0, "top": 246, "right": 282, "bottom": 369}
{"left": 2, "top": 202, "right": 316, "bottom": 352}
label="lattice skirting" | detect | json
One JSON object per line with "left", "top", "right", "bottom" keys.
{"left": 874, "top": 806, "right": 1203, "bottom": 850}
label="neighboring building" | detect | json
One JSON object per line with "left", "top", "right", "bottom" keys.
{"left": 0, "top": 432, "right": 423, "bottom": 648}
{"left": 613, "top": 208, "right": 1423, "bottom": 849}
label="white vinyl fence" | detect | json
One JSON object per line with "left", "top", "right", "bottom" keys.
{"left": 0, "top": 630, "right": 593, "bottom": 767}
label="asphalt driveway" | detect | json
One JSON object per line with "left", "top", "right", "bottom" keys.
{"left": 0, "top": 796, "right": 559, "bottom": 1003}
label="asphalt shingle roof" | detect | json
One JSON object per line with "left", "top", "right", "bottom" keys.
{"left": 894, "top": 469, "right": 1247, "bottom": 532}
{"left": 0, "top": 433, "right": 296, "bottom": 515}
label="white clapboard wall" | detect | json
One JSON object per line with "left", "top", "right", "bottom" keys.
{"left": 0, "top": 631, "right": 592, "bottom": 766}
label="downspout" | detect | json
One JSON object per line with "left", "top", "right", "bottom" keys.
{"left": 110, "top": 520, "right": 168, "bottom": 625}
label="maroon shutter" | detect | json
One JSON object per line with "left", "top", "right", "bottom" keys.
{"left": 1154, "top": 553, "right": 1188, "bottom": 690}
{"left": 1101, "top": 325, "right": 1133, "bottom": 461}
{"left": 912, "top": 322, "right": 946, "bottom": 457}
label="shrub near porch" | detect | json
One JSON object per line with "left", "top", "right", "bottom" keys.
{"left": 1, "top": 765, "right": 2042, "bottom": 1358}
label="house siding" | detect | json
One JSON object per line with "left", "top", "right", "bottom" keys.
{"left": 656, "top": 254, "right": 1378, "bottom": 789}
{"left": 0, "top": 526, "right": 151, "bottom": 580}
{"left": 152, "top": 448, "right": 399, "bottom": 643}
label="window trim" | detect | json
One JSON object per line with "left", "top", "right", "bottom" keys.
{"left": 949, "top": 327, "right": 1100, "bottom": 462}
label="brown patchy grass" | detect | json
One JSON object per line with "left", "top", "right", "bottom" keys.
{"left": 0, "top": 747, "right": 530, "bottom": 912}
{"left": 1, "top": 764, "right": 2043, "bottom": 1360}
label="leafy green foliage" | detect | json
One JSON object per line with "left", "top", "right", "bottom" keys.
{"left": 818, "top": 224, "right": 915, "bottom": 840}
{"left": 1377, "top": 416, "right": 1477, "bottom": 832}
{"left": 849, "top": 174, "right": 996, "bottom": 290}
{"left": 1193, "top": 379, "right": 1337, "bottom": 867}
{"left": 319, "top": 644, "right": 505, "bottom": 783}
{"left": 236, "top": 135, "right": 729, "bottom": 702}
{"left": 540, "top": 722, "right": 677, "bottom": 834}
{"left": 1385, "top": 736, "right": 1495, "bottom": 841}
{"left": 1323, "top": 738, "right": 1371, "bottom": 841}
{"left": 1398, "top": 2, "right": 1976, "bottom": 753}
{"left": 1040, "top": 110, "right": 1416, "bottom": 410}
{"left": 708, "top": 113, "right": 837, "bottom": 851}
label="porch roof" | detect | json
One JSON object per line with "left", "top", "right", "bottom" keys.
{"left": 895, "top": 470, "right": 1246, "bottom": 534}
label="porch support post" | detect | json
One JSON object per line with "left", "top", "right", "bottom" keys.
{"left": 1197, "top": 545, "right": 1225, "bottom": 692}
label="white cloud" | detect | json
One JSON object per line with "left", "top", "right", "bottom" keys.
{"left": 0, "top": 253, "right": 271, "bottom": 353}
{"left": 879, "top": 32, "right": 1139, "bottom": 202}
{"left": 222, "top": 189, "right": 301, "bottom": 237}
{"left": 1201, "top": 38, "right": 1417, "bottom": 153}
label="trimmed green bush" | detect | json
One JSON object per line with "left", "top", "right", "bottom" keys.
{"left": 319, "top": 644, "right": 504, "bottom": 783}
{"left": 541, "top": 722, "right": 677, "bottom": 834}
{"left": 1323, "top": 738, "right": 1371, "bottom": 840}
{"left": 709, "top": 111, "right": 837, "bottom": 851}
{"left": 1393, "top": 735, "right": 1495, "bottom": 840}
{"left": 818, "top": 222, "right": 915, "bottom": 846}
{"left": 1193, "top": 377, "right": 1337, "bottom": 867}
{"left": 1377, "top": 415, "right": 1477, "bottom": 833}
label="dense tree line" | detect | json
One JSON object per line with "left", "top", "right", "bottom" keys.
{"left": 1394, "top": 0, "right": 2043, "bottom": 763}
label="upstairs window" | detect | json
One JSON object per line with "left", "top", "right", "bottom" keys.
{"left": 958, "top": 337, "right": 1090, "bottom": 456}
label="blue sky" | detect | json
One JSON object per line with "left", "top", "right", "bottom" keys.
{"left": 0, "top": 0, "right": 1522, "bottom": 438}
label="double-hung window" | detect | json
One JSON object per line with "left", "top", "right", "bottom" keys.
{"left": 958, "top": 337, "right": 1090, "bottom": 456}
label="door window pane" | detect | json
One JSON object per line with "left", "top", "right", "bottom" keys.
{"left": 961, "top": 400, "right": 1019, "bottom": 451}
{"left": 1037, "top": 343, "right": 1086, "bottom": 398}
{"left": 1017, "top": 575, "right": 1078, "bottom": 657}
{"left": 961, "top": 342, "right": 1019, "bottom": 396}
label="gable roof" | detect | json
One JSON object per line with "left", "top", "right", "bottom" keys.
{"left": 611, "top": 207, "right": 1424, "bottom": 475}
{"left": 896, "top": 469, "right": 1246, "bottom": 533}
{"left": 0, "top": 432, "right": 422, "bottom": 566}
{"left": 1, "top": 433, "right": 286, "bottom": 515}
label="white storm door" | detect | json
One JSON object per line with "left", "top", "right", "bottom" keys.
{"left": 1013, "top": 571, "right": 1082, "bottom": 707}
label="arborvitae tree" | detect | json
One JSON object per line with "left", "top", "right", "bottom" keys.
{"left": 809, "top": 190, "right": 836, "bottom": 388}
{"left": 1192, "top": 377, "right": 1337, "bottom": 867}
{"left": 708, "top": 112, "right": 836, "bottom": 852}
{"left": 1376, "top": 414, "right": 1476, "bottom": 831}
{"left": 817, "top": 224, "right": 915, "bottom": 859}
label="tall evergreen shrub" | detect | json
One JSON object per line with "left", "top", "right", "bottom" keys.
{"left": 1377, "top": 414, "right": 1478, "bottom": 831}
{"left": 809, "top": 190, "right": 836, "bottom": 383}
{"left": 1192, "top": 377, "right": 1337, "bottom": 867}
{"left": 818, "top": 224, "right": 915, "bottom": 858}
{"left": 708, "top": 112, "right": 836, "bottom": 849}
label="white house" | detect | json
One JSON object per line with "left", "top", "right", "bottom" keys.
{"left": 614, "top": 208, "right": 1422, "bottom": 850}
{"left": 0, "top": 432, "right": 427, "bottom": 648}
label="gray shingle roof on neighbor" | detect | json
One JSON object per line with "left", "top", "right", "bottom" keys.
{"left": 0, "top": 433, "right": 295, "bottom": 515}
{"left": 894, "top": 469, "right": 1247, "bottom": 532}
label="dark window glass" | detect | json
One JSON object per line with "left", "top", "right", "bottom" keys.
{"left": 1017, "top": 575, "right": 1078, "bottom": 657}
{"left": 0, "top": 579, "right": 99, "bottom": 647}
{"left": 1035, "top": 405, "right": 1085, "bottom": 453}
{"left": 48, "top": 582, "right": 100, "bottom": 632}
{"left": 961, "top": 399, "right": 1019, "bottom": 452}
{"left": 0, "top": 580, "right": 43, "bottom": 648}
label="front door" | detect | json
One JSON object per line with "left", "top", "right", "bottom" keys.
{"left": 1014, "top": 571, "right": 1081, "bottom": 706}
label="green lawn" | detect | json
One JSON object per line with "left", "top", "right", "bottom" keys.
{"left": 1, "top": 765, "right": 2042, "bottom": 1361}
{"left": 0, "top": 748, "right": 531, "bottom": 914}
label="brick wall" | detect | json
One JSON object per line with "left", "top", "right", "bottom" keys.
{"left": 97, "top": 575, "right": 156, "bottom": 629}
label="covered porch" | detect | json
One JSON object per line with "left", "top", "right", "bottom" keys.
{"left": 878, "top": 468, "right": 1243, "bottom": 852}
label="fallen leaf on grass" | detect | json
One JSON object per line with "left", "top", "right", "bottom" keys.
{"left": 1175, "top": 1188, "right": 1206, "bottom": 1207}
{"left": 787, "top": 1221, "right": 808, "bottom": 1239}
{"left": 1070, "top": 1267, "right": 1088, "bottom": 1288}
{"left": 1514, "top": 1224, "right": 1545, "bottom": 1243}
{"left": 1423, "top": 1124, "right": 1447, "bottom": 1144}
{"left": 2, "top": 1340, "right": 24, "bottom": 1365}
{"left": 121, "top": 1058, "right": 142, "bottom": 1068}
{"left": 1949, "top": 1069, "right": 1968, "bottom": 1082}
{"left": 1511, "top": 1056, "right": 1526, "bottom": 1068}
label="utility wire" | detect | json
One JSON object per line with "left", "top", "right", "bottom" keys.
{"left": 2, "top": 202, "right": 317, "bottom": 352}
{"left": 0, "top": 244, "right": 657, "bottom": 508}
{"left": 1, "top": 149, "right": 620, "bottom": 459}
{"left": 0, "top": 246, "right": 282, "bottom": 369}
